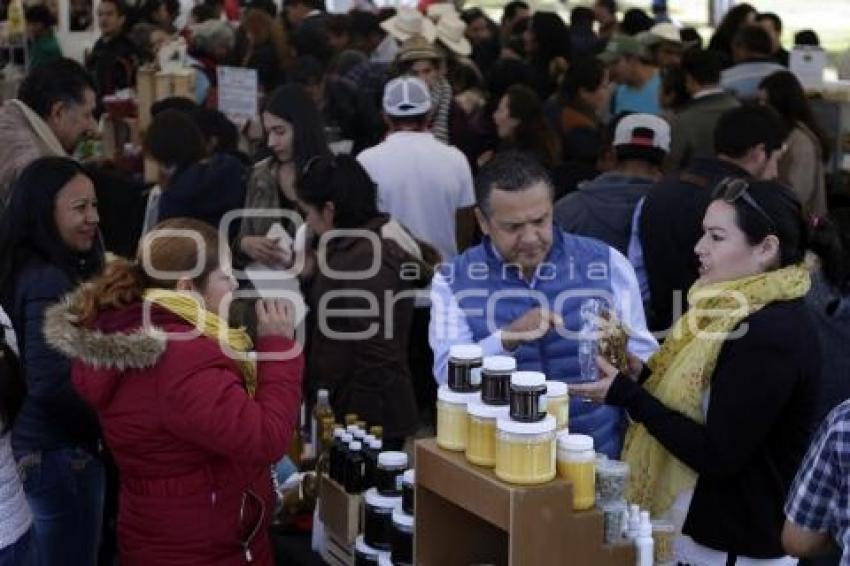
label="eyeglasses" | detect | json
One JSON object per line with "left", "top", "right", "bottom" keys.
{"left": 712, "top": 177, "right": 776, "bottom": 233}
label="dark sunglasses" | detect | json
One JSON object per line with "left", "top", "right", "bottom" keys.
{"left": 712, "top": 177, "right": 776, "bottom": 233}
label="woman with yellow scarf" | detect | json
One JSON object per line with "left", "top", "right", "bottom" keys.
{"left": 573, "top": 179, "right": 842, "bottom": 565}
{"left": 44, "top": 218, "right": 304, "bottom": 566}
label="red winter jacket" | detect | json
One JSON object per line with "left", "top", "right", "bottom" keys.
{"left": 45, "top": 300, "right": 303, "bottom": 566}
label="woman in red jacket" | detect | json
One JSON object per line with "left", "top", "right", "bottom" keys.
{"left": 44, "top": 218, "right": 303, "bottom": 565}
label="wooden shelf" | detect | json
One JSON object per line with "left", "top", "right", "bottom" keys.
{"left": 415, "top": 438, "right": 634, "bottom": 566}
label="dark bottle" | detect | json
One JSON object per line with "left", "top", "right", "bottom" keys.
{"left": 334, "top": 432, "right": 354, "bottom": 484}
{"left": 344, "top": 441, "right": 366, "bottom": 494}
{"left": 329, "top": 428, "right": 346, "bottom": 482}
{"left": 364, "top": 438, "right": 383, "bottom": 489}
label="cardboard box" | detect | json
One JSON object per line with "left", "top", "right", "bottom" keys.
{"left": 319, "top": 474, "right": 362, "bottom": 546}
{"left": 415, "top": 438, "right": 634, "bottom": 566}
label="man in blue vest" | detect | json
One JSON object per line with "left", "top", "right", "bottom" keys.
{"left": 429, "top": 151, "right": 657, "bottom": 457}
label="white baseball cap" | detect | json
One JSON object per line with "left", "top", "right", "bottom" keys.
{"left": 613, "top": 113, "right": 671, "bottom": 153}
{"left": 382, "top": 76, "right": 432, "bottom": 117}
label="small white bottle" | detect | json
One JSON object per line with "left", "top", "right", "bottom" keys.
{"left": 634, "top": 511, "right": 654, "bottom": 566}
{"left": 625, "top": 504, "right": 641, "bottom": 540}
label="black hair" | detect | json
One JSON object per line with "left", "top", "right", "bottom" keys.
{"left": 794, "top": 30, "right": 820, "bottom": 47}
{"left": 150, "top": 95, "right": 197, "bottom": 117}
{"left": 191, "top": 3, "right": 216, "bottom": 23}
{"left": 189, "top": 107, "right": 240, "bottom": 155}
{"left": 528, "top": 12, "right": 571, "bottom": 65}
{"left": 291, "top": 55, "right": 326, "bottom": 86}
{"left": 809, "top": 216, "right": 850, "bottom": 292}
{"left": 17, "top": 58, "right": 95, "bottom": 119}
{"left": 714, "top": 180, "right": 842, "bottom": 280}
{"left": 140, "top": 0, "right": 180, "bottom": 23}
{"left": 0, "top": 157, "right": 104, "bottom": 307}
{"left": 594, "top": 0, "right": 618, "bottom": 16}
{"left": 475, "top": 150, "right": 553, "bottom": 216}
{"left": 680, "top": 27, "right": 703, "bottom": 50}
{"left": 263, "top": 84, "right": 331, "bottom": 171}
{"left": 502, "top": 1, "right": 529, "bottom": 25}
{"left": 570, "top": 6, "right": 595, "bottom": 29}
{"left": 461, "top": 7, "right": 493, "bottom": 27}
{"left": 660, "top": 66, "right": 690, "bottom": 112}
{"left": 0, "top": 333, "right": 24, "bottom": 434}
{"left": 759, "top": 71, "right": 831, "bottom": 160}
{"left": 327, "top": 13, "right": 350, "bottom": 36}
{"left": 733, "top": 25, "right": 773, "bottom": 57}
{"left": 714, "top": 104, "right": 788, "bottom": 158}
{"left": 245, "top": 0, "right": 277, "bottom": 17}
{"left": 144, "top": 109, "right": 207, "bottom": 170}
{"left": 708, "top": 3, "right": 756, "bottom": 55}
{"left": 101, "top": 0, "right": 130, "bottom": 18}
{"left": 485, "top": 58, "right": 535, "bottom": 113}
{"left": 295, "top": 155, "right": 378, "bottom": 229}
{"left": 681, "top": 48, "right": 723, "bottom": 85}
{"left": 560, "top": 56, "right": 606, "bottom": 100}
{"left": 348, "top": 10, "right": 381, "bottom": 40}
{"left": 756, "top": 12, "right": 782, "bottom": 34}
{"left": 620, "top": 8, "right": 653, "bottom": 36}
{"left": 25, "top": 4, "right": 56, "bottom": 27}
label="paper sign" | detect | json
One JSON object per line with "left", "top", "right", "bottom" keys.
{"left": 791, "top": 46, "right": 827, "bottom": 90}
{"left": 217, "top": 66, "right": 259, "bottom": 120}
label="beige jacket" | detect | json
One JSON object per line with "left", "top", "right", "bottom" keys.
{"left": 0, "top": 100, "right": 66, "bottom": 209}
{"left": 778, "top": 123, "right": 827, "bottom": 217}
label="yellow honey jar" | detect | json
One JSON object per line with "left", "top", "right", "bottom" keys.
{"left": 494, "top": 415, "right": 556, "bottom": 485}
{"left": 436, "top": 386, "right": 478, "bottom": 451}
{"left": 465, "top": 402, "right": 510, "bottom": 467}
{"left": 543, "top": 381, "right": 569, "bottom": 430}
{"left": 556, "top": 433, "right": 596, "bottom": 510}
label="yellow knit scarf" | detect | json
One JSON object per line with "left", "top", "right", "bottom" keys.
{"left": 623, "top": 264, "right": 811, "bottom": 516}
{"left": 143, "top": 289, "right": 257, "bottom": 397}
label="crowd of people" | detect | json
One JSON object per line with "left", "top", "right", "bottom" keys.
{"left": 1, "top": 0, "right": 850, "bottom": 564}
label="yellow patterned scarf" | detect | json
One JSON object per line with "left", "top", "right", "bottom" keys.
{"left": 623, "top": 264, "right": 811, "bottom": 516}
{"left": 143, "top": 289, "right": 257, "bottom": 397}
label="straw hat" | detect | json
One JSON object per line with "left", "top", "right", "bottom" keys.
{"left": 436, "top": 15, "right": 471, "bottom": 56}
{"left": 397, "top": 34, "right": 442, "bottom": 63}
{"left": 380, "top": 7, "right": 438, "bottom": 43}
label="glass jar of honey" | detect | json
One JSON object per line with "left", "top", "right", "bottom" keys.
{"left": 436, "top": 386, "right": 478, "bottom": 451}
{"left": 556, "top": 433, "right": 596, "bottom": 510}
{"left": 465, "top": 402, "right": 510, "bottom": 467}
{"left": 447, "top": 344, "right": 483, "bottom": 392}
{"left": 509, "top": 371, "right": 547, "bottom": 422}
{"left": 494, "top": 415, "right": 556, "bottom": 485}
{"left": 543, "top": 381, "right": 569, "bottom": 430}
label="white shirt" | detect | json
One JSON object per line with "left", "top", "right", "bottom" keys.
{"left": 357, "top": 131, "right": 475, "bottom": 264}
{"left": 428, "top": 243, "right": 659, "bottom": 384}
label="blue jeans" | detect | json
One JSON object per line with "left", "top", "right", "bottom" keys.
{"left": 15, "top": 447, "right": 105, "bottom": 566}
{"left": 0, "top": 528, "right": 34, "bottom": 566}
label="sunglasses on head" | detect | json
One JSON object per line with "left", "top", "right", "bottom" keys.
{"left": 712, "top": 177, "right": 776, "bottom": 234}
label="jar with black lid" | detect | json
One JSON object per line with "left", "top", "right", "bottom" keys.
{"left": 329, "top": 428, "right": 346, "bottom": 482}
{"left": 375, "top": 452, "right": 408, "bottom": 497}
{"left": 390, "top": 508, "right": 414, "bottom": 566}
{"left": 509, "top": 371, "right": 547, "bottom": 423}
{"left": 364, "top": 488, "right": 400, "bottom": 551}
{"left": 481, "top": 356, "right": 516, "bottom": 405}
{"left": 401, "top": 469, "right": 415, "bottom": 514}
{"left": 447, "top": 344, "right": 483, "bottom": 392}
{"left": 355, "top": 535, "right": 381, "bottom": 566}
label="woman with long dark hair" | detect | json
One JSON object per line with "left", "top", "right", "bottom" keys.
{"left": 296, "top": 155, "right": 432, "bottom": 448}
{"left": 235, "top": 84, "right": 330, "bottom": 269}
{"left": 523, "top": 12, "right": 571, "bottom": 100}
{"left": 490, "top": 84, "right": 563, "bottom": 186}
{"left": 707, "top": 3, "right": 757, "bottom": 67}
{"left": 0, "top": 156, "right": 105, "bottom": 565}
{"left": 574, "top": 178, "right": 841, "bottom": 563}
{"left": 759, "top": 71, "right": 830, "bottom": 216}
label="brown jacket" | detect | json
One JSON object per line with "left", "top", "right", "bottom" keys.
{"left": 0, "top": 100, "right": 66, "bottom": 209}
{"left": 778, "top": 123, "right": 827, "bottom": 217}
{"left": 305, "top": 215, "right": 431, "bottom": 440}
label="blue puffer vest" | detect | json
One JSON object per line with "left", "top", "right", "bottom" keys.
{"left": 444, "top": 228, "right": 625, "bottom": 457}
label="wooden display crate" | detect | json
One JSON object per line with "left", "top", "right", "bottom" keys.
{"left": 415, "top": 438, "right": 634, "bottom": 566}
{"left": 319, "top": 474, "right": 362, "bottom": 545}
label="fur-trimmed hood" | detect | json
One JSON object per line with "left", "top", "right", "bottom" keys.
{"left": 44, "top": 289, "right": 168, "bottom": 371}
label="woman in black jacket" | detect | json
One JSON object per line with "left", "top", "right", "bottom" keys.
{"left": 0, "top": 157, "right": 105, "bottom": 565}
{"left": 574, "top": 179, "right": 841, "bottom": 563}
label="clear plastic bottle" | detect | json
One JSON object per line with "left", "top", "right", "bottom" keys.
{"left": 635, "top": 511, "right": 654, "bottom": 566}
{"left": 578, "top": 299, "right": 602, "bottom": 381}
